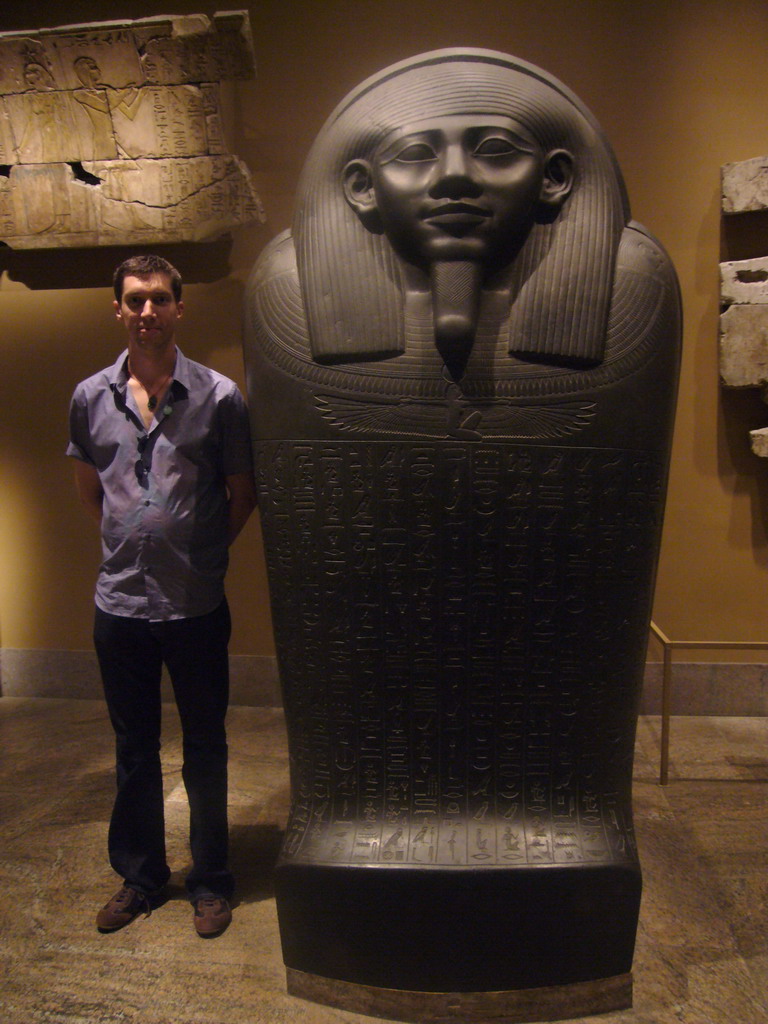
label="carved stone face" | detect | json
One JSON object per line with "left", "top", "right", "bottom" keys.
{"left": 300, "top": 50, "right": 619, "bottom": 365}
{"left": 344, "top": 114, "right": 573, "bottom": 276}
{"left": 24, "top": 63, "right": 54, "bottom": 90}
{"left": 74, "top": 57, "right": 102, "bottom": 88}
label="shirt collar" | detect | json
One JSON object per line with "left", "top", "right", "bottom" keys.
{"left": 108, "top": 350, "right": 130, "bottom": 393}
{"left": 170, "top": 347, "right": 191, "bottom": 392}
{"left": 109, "top": 347, "right": 189, "bottom": 395}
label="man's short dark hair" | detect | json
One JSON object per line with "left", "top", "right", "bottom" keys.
{"left": 113, "top": 255, "right": 183, "bottom": 303}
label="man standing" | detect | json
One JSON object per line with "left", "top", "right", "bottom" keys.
{"left": 67, "top": 254, "right": 256, "bottom": 937}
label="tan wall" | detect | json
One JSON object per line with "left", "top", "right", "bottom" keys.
{"left": 2, "top": 0, "right": 768, "bottom": 661}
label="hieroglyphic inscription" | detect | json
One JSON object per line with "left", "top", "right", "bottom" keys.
{"left": 1, "top": 155, "right": 260, "bottom": 245}
{"left": 0, "top": 12, "right": 262, "bottom": 248}
{"left": 257, "top": 441, "right": 662, "bottom": 869}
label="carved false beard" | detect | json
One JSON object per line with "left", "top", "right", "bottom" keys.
{"left": 430, "top": 260, "right": 483, "bottom": 382}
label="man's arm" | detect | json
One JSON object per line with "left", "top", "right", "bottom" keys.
{"left": 226, "top": 471, "right": 257, "bottom": 544}
{"left": 74, "top": 460, "right": 104, "bottom": 525}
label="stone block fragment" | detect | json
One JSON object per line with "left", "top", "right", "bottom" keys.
{"left": 5, "top": 89, "right": 119, "bottom": 162}
{"left": 750, "top": 427, "right": 768, "bottom": 458}
{"left": 719, "top": 304, "right": 768, "bottom": 388}
{"left": 0, "top": 157, "right": 262, "bottom": 248}
{"left": 0, "top": 99, "right": 19, "bottom": 164}
{"left": 722, "top": 155, "right": 768, "bottom": 214}
{"left": 140, "top": 11, "right": 255, "bottom": 84}
{"left": 720, "top": 256, "right": 768, "bottom": 305}
{"left": 48, "top": 26, "right": 145, "bottom": 92}
{"left": 0, "top": 36, "right": 53, "bottom": 96}
{"left": 112, "top": 85, "right": 210, "bottom": 159}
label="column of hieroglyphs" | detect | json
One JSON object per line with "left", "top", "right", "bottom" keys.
{"left": 0, "top": 11, "right": 263, "bottom": 248}
{"left": 720, "top": 155, "right": 768, "bottom": 456}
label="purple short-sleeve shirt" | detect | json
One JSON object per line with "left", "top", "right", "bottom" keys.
{"left": 67, "top": 348, "right": 253, "bottom": 621}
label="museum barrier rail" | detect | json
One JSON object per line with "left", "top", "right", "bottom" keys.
{"left": 649, "top": 621, "right": 768, "bottom": 785}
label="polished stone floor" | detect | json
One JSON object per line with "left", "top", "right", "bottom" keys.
{"left": 0, "top": 697, "right": 765, "bottom": 1024}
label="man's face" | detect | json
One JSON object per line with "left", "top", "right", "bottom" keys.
{"left": 367, "top": 115, "right": 547, "bottom": 272}
{"left": 114, "top": 273, "right": 183, "bottom": 352}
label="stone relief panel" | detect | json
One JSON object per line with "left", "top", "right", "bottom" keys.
{"left": 0, "top": 12, "right": 263, "bottom": 248}
{"left": 720, "top": 156, "right": 768, "bottom": 456}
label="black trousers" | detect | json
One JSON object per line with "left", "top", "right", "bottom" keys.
{"left": 93, "top": 599, "right": 234, "bottom": 900}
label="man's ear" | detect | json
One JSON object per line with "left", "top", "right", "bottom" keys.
{"left": 538, "top": 149, "right": 574, "bottom": 214}
{"left": 113, "top": 299, "right": 122, "bottom": 320}
{"left": 342, "top": 159, "right": 382, "bottom": 232}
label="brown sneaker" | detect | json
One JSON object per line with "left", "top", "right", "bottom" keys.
{"left": 193, "top": 895, "right": 231, "bottom": 937}
{"left": 96, "top": 886, "right": 151, "bottom": 932}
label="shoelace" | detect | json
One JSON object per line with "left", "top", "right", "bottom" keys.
{"left": 195, "top": 896, "right": 224, "bottom": 913}
{"left": 116, "top": 887, "right": 151, "bottom": 918}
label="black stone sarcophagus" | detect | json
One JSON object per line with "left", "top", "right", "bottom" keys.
{"left": 244, "top": 49, "right": 680, "bottom": 1022}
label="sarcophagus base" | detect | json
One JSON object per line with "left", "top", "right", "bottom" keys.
{"left": 277, "top": 862, "right": 639, "bottom": 997}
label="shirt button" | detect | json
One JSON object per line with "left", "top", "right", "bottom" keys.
{"left": 144, "top": 500, "right": 150, "bottom": 506}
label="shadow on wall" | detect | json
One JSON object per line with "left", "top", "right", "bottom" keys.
{"left": 0, "top": 237, "right": 233, "bottom": 290}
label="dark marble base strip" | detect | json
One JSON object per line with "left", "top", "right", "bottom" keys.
{"left": 286, "top": 968, "right": 632, "bottom": 1024}
{"left": 640, "top": 661, "right": 768, "bottom": 715}
{"left": 0, "top": 648, "right": 281, "bottom": 706}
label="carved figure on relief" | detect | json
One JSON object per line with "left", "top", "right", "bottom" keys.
{"left": 72, "top": 56, "right": 142, "bottom": 161}
{"left": 16, "top": 63, "right": 65, "bottom": 164}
